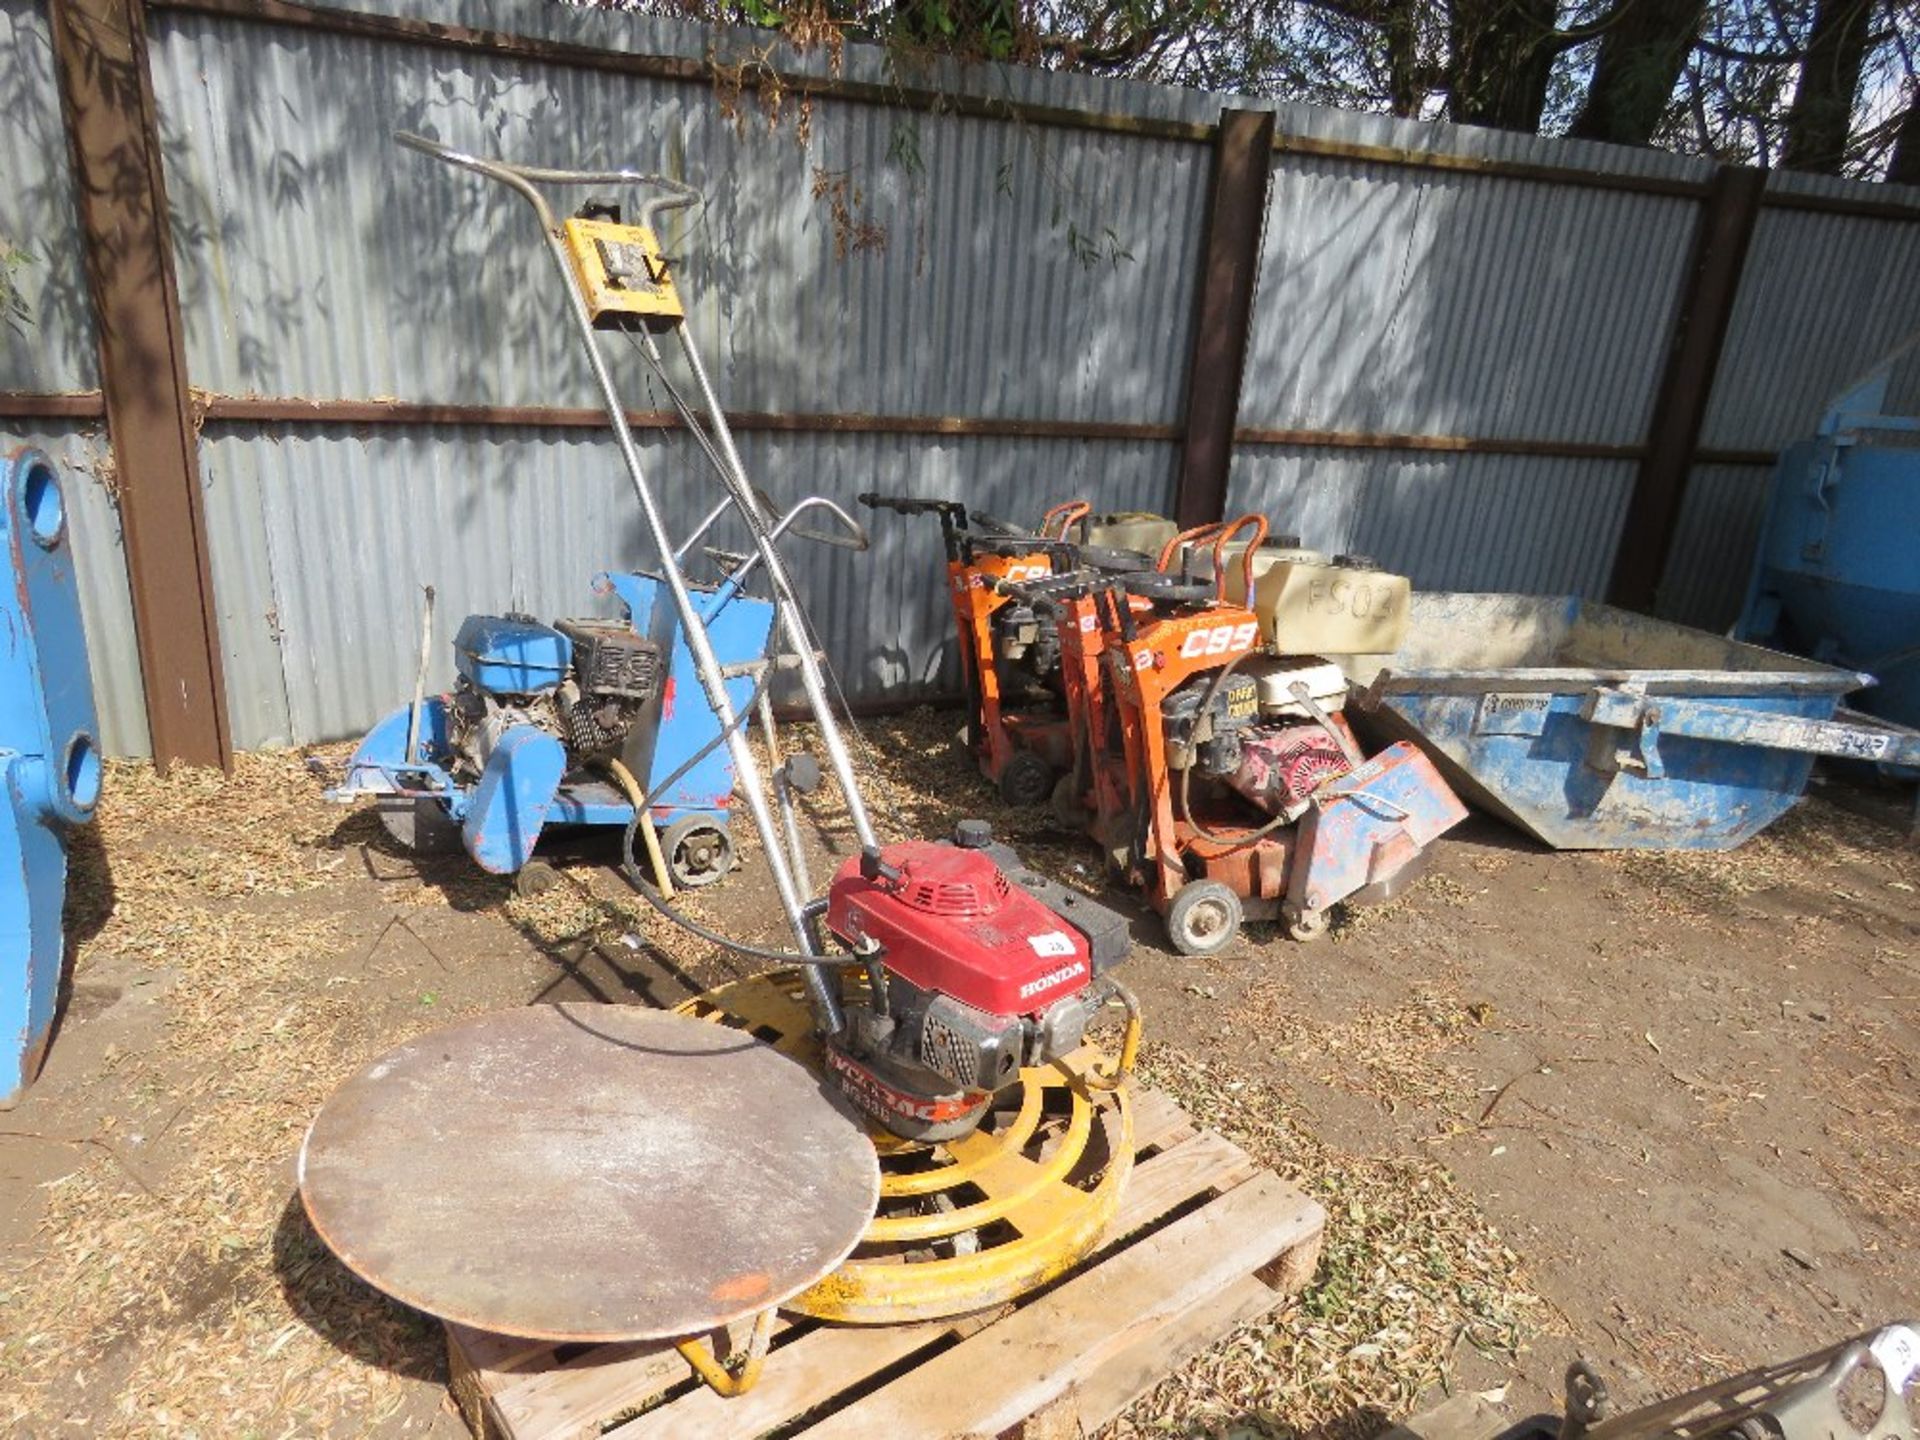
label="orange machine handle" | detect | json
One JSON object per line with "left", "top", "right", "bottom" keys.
{"left": 1157, "top": 521, "right": 1226, "bottom": 574}
{"left": 1039, "top": 499, "right": 1091, "bottom": 541}
{"left": 1208, "top": 513, "right": 1268, "bottom": 602}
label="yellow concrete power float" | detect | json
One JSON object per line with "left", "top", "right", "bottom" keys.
{"left": 296, "top": 134, "right": 1146, "bottom": 1402}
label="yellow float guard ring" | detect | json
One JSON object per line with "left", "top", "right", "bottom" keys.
{"left": 677, "top": 967, "right": 1135, "bottom": 1324}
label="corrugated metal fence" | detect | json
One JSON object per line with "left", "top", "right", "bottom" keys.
{"left": 5, "top": 0, "right": 1920, "bottom": 758}
{"left": 1662, "top": 176, "right": 1920, "bottom": 626}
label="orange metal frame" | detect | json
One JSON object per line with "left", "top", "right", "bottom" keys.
{"left": 1060, "top": 515, "right": 1359, "bottom": 919}
{"left": 945, "top": 501, "right": 1090, "bottom": 787}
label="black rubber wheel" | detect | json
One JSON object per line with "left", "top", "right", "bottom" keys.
{"left": 1564, "top": 1360, "right": 1613, "bottom": 1428}
{"left": 1165, "top": 879, "right": 1242, "bottom": 957}
{"left": 663, "top": 818, "right": 735, "bottom": 889}
{"left": 1285, "top": 906, "right": 1329, "bottom": 943}
{"left": 997, "top": 751, "right": 1056, "bottom": 808}
{"left": 376, "top": 795, "right": 463, "bottom": 855}
{"left": 513, "top": 860, "right": 562, "bottom": 898}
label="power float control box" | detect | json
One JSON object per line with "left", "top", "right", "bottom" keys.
{"left": 561, "top": 217, "right": 684, "bottom": 331}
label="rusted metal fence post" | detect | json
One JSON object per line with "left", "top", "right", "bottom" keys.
{"left": 1173, "top": 107, "right": 1275, "bottom": 529}
{"left": 1607, "top": 164, "right": 1766, "bottom": 613}
{"left": 49, "top": 0, "right": 231, "bottom": 770}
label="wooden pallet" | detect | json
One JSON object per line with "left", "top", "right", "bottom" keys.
{"left": 446, "top": 1087, "right": 1326, "bottom": 1440}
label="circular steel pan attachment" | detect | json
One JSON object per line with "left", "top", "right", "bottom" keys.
{"left": 298, "top": 1004, "right": 880, "bottom": 1343}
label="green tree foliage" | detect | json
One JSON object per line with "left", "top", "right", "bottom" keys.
{"left": 607, "top": 0, "right": 1920, "bottom": 180}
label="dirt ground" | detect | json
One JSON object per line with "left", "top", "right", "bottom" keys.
{"left": 0, "top": 713, "right": 1915, "bottom": 1438}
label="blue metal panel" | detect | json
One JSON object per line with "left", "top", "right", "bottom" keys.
{"left": 453, "top": 615, "right": 572, "bottom": 695}
{"left": 1289, "top": 742, "right": 1468, "bottom": 913}
{"left": 336, "top": 697, "right": 456, "bottom": 801}
{"left": 1351, "top": 593, "right": 1876, "bottom": 851}
{"left": 0, "top": 426, "right": 151, "bottom": 759}
{"left": 460, "top": 724, "right": 567, "bottom": 874}
{"left": 1365, "top": 688, "right": 1840, "bottom": 850}
{"left": 1738, "top": 424, "right": 1920, "bottom": 732}
{"left": 0, "top": 449, "right": 101, "bottom": 1101}
{"left": 545, "top": 787, "right": 640, "bottom": 828}
{"left": 599, "top": 571, "right": 776, "bottom": 825}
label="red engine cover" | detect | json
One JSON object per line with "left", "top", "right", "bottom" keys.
{"left": 826, "top": 842, "right": 1092, "bottom": 1016}
{"left": 1226, "top": 720, "right": 1354, "bottom": 819}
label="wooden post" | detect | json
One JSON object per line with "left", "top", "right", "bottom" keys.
{"left": 1173, "top": 108, "right": 1275, "bottom": 529}
{"left": 49, "top": 0, "right": 231, "bottom": 769}
{"left": 1607, "top": 164, "right": 1766, "bottom": 613}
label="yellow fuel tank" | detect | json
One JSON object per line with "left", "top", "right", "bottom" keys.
{"left": 1080, "top": 512, "right": 1177, "bottom": 556}
{"left": 1196, "top": 541, "right": 1411, "bottom": 655}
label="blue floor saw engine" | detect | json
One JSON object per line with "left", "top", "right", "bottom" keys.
{"left": 332, "top": 565, "right": 792, "bottom": 893}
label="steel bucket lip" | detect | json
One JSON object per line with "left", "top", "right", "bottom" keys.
{"left": 1357, "top": 592, "right": 1871, "bottom": 699}
{"left": 1372, "top": 667, "right": 1867, "bottom": 696}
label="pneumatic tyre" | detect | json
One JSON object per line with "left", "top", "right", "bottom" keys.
{"left": 1165, "top": 879, "right": 1242, "bottom": 957}
{"left": 997, "top": 750, "right": 1055, "bottom": 808}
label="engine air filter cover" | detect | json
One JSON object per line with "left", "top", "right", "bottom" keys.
{"left": 554, "top": 617, "right": 661, "bottom": 699}
{"left": 1244, "top": 656, "right": 1350, "bottom": 718}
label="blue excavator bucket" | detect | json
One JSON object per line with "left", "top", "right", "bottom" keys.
{"left": 1, "top": 449, "right": 102, "bottom": 1102}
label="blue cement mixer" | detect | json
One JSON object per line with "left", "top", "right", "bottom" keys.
{"left": 1738, "top": 336, "right": 1920, "bottom": 736}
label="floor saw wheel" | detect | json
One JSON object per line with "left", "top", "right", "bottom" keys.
{"left": 678, "top": 967, "right": 1135, "bottom": 1324}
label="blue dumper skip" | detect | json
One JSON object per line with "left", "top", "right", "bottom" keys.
{"left": 1350, "top": 593, "right": 1920, "bottom": 851}
{"left": 1737, "top": 340, "right": 1920, "bottom": 735}
{"left": 1, "top": 450, "right": 101, "bottom": 1102}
